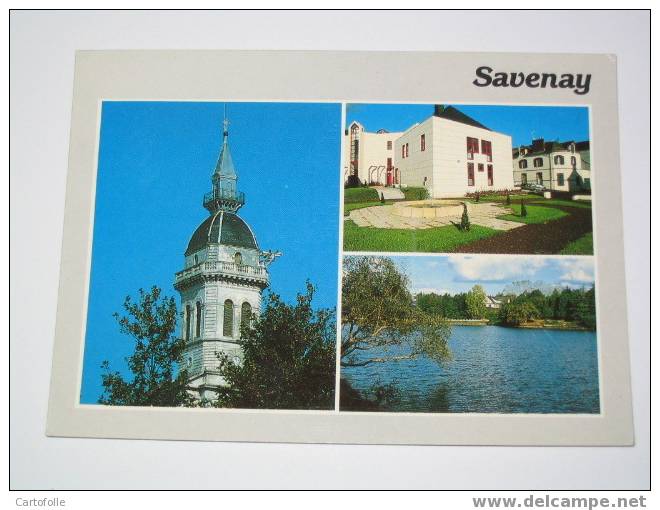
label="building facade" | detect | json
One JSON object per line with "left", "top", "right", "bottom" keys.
{"left": 343, "top": 121, "right": 403, "bottom": 186}
{"left": 174, "top": 119, "right": 279, "bottom": 401}
{"left": 512, "top": 139, "right": 591, "bottom": 192}
{"left": 395, "top": 106, "right": 514, "bottom": 198}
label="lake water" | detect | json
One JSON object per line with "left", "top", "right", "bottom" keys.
{"left": 341, "top": 325, "right": 600, "bottom": 413}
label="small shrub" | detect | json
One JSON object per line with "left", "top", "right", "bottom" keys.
{"left": 345, "top": 175, "right": 362, "bottom": 189}
{"left": 475, "top": 192, "right": 480, "bottom": 203}
{"left": 380, "top": 192, "right": 385, "bottom": 203}
{"left": 520, "top": 199, "right": 528, "bottom": 217}
{"left": 460, "top": 203, "right": 471, "bottom": 231}
{"left": 505, "top": 193, "right": 511, "bottom": 205}
{"left": 402, "top": 187, "right": 429, "bottom": 201}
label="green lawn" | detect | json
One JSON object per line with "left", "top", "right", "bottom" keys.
{"left": 344, "top": 202, "right": 384, "bottom": 216}
{"left": 344, "top": 187, "right": 380, "bottom": 203}
{"left": 498, "top": 204, "right": 568, "bottom": 225}
{"left": 559, "top": 233, "right": 594, "bottom": 255}
{"left": 343, "top": 220, "right": 499, "bottom": 252}
{"left": 528, "top": 198, "right": 593, "bottom": 209}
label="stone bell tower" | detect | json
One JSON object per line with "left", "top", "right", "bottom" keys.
{"left": 174, "top": 115, "right": 280, "bottom": 401}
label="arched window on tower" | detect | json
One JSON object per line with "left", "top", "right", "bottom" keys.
{"left": 240, "top": 302, "right": 252, "bottom": 336}
{"left": 223, "top": 299, "right": 234, "bottom": 337}
{"left": 195, "top": 302, "right": 202, "bottom": 338}
{"left": 234, "top": 252, "right": 242, "bottom": 265}
{"left": 185, "top": 304, "right": 192, "bottom": 341}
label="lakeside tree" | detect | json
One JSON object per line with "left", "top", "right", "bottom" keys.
{"left": 341, "top": 256, "right": 452, "bottom": 367}
{"left": 99, "top": 286, "right": 194, "bottom": 407}
{"left": 213, "top": 283, "right": 336, "bottom": 410}
{"left": 465, "top": 285, "right": 488, "bottom": 319}
{"left": 500, "top": 301, "right": 540, "bottom": 326}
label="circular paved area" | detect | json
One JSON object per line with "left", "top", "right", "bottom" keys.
{"left": 348, "top": 202, "right": 524, "bottom": 231}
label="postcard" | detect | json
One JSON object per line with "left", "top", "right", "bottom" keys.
{"left": 46, "top": 50, "right": 633, "bottom": 445}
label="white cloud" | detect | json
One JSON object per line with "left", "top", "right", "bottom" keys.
{"left": 413, "top": 287, "right": 449, "bottom": 295}
{"left": 448, "top": 256, "right": 547, "bottom": 281}
{"left": 558, "top": 259, "right": 595, "bottom": 283}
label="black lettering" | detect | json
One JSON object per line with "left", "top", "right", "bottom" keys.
{"left": 525, "top": 73, "right": 540, "bottom": 87}
{"left": 574, "top": 74, "right": 591, "bottom": 95}
{"left": 558, "top": 74, "right": 575, "bottom": 88}
{"left": 492, "top": 72, "right": 508, "bottom": 87}
{"left": 509, "top": 72, "right": 525, "bottom": 87}
{"left": 473, "top": 66, "right": 493, "bottom": 87}
{"left": 540, "top": 73, "right": 557, "bottom": 88}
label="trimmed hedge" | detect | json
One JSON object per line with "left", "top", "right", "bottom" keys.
{"left": 344, "top": 187, "right": 380, "bottom": 204}
{"left": 402, "top": 187, "right": 429, "bottom": 201}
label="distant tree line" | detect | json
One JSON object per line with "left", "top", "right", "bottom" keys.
{"left": 416, "top": 285, "right": 596, "bottom": 330}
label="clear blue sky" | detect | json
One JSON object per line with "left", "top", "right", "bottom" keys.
{"left": 80, "top": 101, "right": 341, "bottom": 404}
{"left": 346, "top": 104, "right": 590, "bottom": 146}
{"left": 389, "top": 255, "right": 595, "bottom": 296}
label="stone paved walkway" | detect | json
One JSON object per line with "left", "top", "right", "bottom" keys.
{"left": 372, "top": 186, "right": 405, "bottom": 200}
{"left": 348, "top": 202, "right": 524, "bottom": 231}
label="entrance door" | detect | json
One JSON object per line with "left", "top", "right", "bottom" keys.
{"left": 386, "top": 158, "right": 393, "bottom": 186}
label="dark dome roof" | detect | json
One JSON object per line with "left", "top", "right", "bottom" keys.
{"left": 185, "top": 211, "right": 258, "bottom": 256}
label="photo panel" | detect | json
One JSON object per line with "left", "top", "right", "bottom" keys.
{"left": 339, "top": 254, "right": 599, "bottom": 414}
{"left": 342, "top": 103, "right": 593, "bottom": 256}
{"left": 80, "top": 101, "right": 341, "bottom": 410}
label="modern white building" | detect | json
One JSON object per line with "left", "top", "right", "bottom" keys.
{"left": 395, "top": 106, "right": 515, "bottom": 198}
{"left": 174, "top": 118, "right": 279, "bottom": 401}
{"left": 512, "top": 139, "right": 591, "bottom": 192}
{"left": 343, "top": 121, "right": 403, "bottom": 186}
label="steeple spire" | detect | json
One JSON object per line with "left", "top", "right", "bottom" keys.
{"left": 203, "top": 108, "right": 245, "bottom": 214}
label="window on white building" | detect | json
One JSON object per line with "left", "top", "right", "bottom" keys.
{"left": 557, "top": 173, "right": 565, "bottom": 186}
{"left": 487, "top": 165, "right": 493, "bottom": 186}
{"left": 533, "top": 157, "right": 544, "bottom": 168}
{"left": 571, "top": 156, "right": 577, "bottom": 167}
{"left": 223, "top": 299, "right": 234, "bottom": 337}
{"left": 519, "top": 160, "right": 528, "bottom": 169}
{"left": 185, "top": 304, "right": 192, "bottom": 341}
{"left": 521, "top": 173, "right": 527, "bottom": 185}
{"left": 481, "top": 140, "right": 492, "bottom": 162}
{"left": 467, "top": 163, "right": 475, "bottom": 186}
{"left": 240, "top": 302, "right": 252, "bottom": 336}
{"left": 554, "top": 155, "right": 565, "bottom": 165}
{"left": 195, "top": 302, "right": 202, "bottom": 338}
{"left": 466, "top": 137, "right": 479, "bottom": 159}
{"left": 387, "top": 140, "right": 392, "bottom": 150}
{"left": 420, "top": 134, "right": 425, "bottom": 151}
{"left": 234, "top": 252, "right": 242, "bottom": 265}
{"left": 536, "top": 172, "right": 543, "bottom": 184}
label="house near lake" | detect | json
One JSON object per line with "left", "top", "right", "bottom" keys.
{"left": 343, "top": 105, "right": 515, "bottom": 198}
{"left": 512, "top": 139, "right": 591, "bottom": 193}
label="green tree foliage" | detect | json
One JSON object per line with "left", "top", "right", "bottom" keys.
{"left": 341, "top": 256, "right": 452, "bottom": 367}
{"left": 500, "top": 286, "right": 596, "bottom": 329}
{"left": 499, "top": 301, "right": 540, "bottom": 326}
{"left": 99, "top": 286, "right": 194, "bottom": 407}
{"left": 520, "top": 199, "right": 528, "bottom": 217}
{"left": 460, "top": 203, "right": 471, "bottom": 231}
{"left": 213, "top": 283, "right": 336, "bottom": 410}
{"left": 416, "top": 285, "right": 597, "bottom": 330}
{"left": 465, "top": 285, "right": 488, "bottom": 319}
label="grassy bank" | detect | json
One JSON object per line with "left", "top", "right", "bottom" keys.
{"left": 559, "top": 233, "right": 593, "bottom": 255}
{"left": 343, "top": 220, "right": 499, "bottom": 252}
{"left": 498, "top": 204, "right": 568, "bottom": 224}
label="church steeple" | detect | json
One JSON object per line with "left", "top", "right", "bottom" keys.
{"left": 203, "top": 111, "right": 245, "bottom": 214}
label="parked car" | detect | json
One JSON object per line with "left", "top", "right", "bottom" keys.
{"left": 524, "top": 183, "right": 545, "bottom": 192}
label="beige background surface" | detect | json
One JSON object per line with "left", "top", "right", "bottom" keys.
{"left": 11, "top": 10, "right": 649, "bottom": 489}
